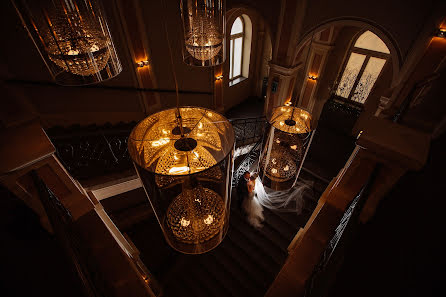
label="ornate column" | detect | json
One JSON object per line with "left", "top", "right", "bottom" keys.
{"left": 298, "top": 41, "right": 334, "bottom": 112}
{"left": 264, "top": 0, "right": 308, "bottom": 115}
{"left": 264, "top": 63, "right": 302, "bottom": 115}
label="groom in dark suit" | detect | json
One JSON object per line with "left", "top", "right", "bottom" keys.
{"left": 236, "top": 171, "right": 250, "bottom": 210}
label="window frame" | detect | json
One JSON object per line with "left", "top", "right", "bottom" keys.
{"left": 334, "top": 30, "right": 390, "bottom": 105}
{"left": 229, "top": 16, "right": 245, "bottom": 83}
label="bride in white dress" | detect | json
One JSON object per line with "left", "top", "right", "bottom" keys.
{"left": 242, "top": 174, "right": 265, "bottom": 228}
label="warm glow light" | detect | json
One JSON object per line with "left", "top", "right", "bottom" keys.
{"left": 180, "top": 217, "right": 190, "bottom": 227}
{"left": 215, "top": 74, "right": 223, "bottom": 80}
{"left": 198, "top": 122, "right": 203, "bottom": 129}
{"left": 168, "top": 166, "right": 190, "bottom": 174}
{"left": 308, "top": 75, "right": 317, "bottom": 81}
{"left": 284, "top": 165, "right": 289, "bottom": 171}
{"left": 290, "top": 145, "right": 297, "bottom": 150}
{"left": 204, "top": 215, "right": 214, "bottom": 225}
{"left": 284, "top": 101, "right": 292, "bottom": 106}
{"left": 136, "top": 60, "right": 149, "bottom": 68}
{"left": 151, "top": 138, "right": 170, "bottom": 147}
{"left": 271, "top": 168, "right": 278, "bottom": 174}
{"left": 436, "top": 28, "right": 446, "bottom": 38}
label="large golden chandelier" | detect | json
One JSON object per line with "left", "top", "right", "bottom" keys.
{"left": 128, "top": 107, "right": 234, "bottom": 254}
{"left": 181, "top": 0, "right": 225, "bottom": 66}
{"left": 185, "top": 13, "right": 223, "bottom": 62}
{"left": 12, "top": 0, "right": 121, "bottom": 85}
{"left": 259, "top": 106, "right": 314, "bottom": 190}
{"left": 44, "top": 3, "right": 110, "bottom": 76}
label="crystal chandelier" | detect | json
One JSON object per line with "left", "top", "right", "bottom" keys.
{"left": 128, "top": 107, "right": 234, "bottom": 254}
{"left": 180, "top": 0, "right": 225, "bottom": 66}
{"left": 259, "top": 106, "right": 314, "bottom": 190}
{"left": 12, "top": 0, "right": 121, "bottom": 85}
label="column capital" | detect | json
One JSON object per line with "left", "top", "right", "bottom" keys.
{"left": 268, "top": 62, "right": 302, "bottom": 77}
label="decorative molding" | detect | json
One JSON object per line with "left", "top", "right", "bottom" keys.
{"left": 268, "top": 62, "right": 303, "bottom": 77}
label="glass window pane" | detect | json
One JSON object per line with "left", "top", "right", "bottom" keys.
{"left": 335, "top": 52, "right": 366, "bottom": 98}
{"left": 354, "top": 31, "right": 390, "bottom": 54}
{"left": 231, "top": 17, "right": 243, "bottom": 35}
{"left": 230, "top": 39, "right": 234, "bottom": 79}
{"left": 351, "top": 57, "right": 386, "bottom": 103}
{"left": 233, "top": 37, "right": 242, "bottom": 77}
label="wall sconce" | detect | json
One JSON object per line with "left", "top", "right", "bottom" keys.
{"left": 215, "top": 75, "right": 223, "bottom": 81}
{"left": 136, "top": 60, "right": 150, "bottom": 68}
{"left": 436, "top": 28, "right": 446, "bottom": 38}
{"left": 284, "top": 101, "right": 292, "bottom": 106}
{"left": 308, "top": 75, "right": 318, "bottom": 81}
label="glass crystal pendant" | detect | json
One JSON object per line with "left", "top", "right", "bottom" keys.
{"left": 128, "top": 107, "right": 235, "bottom": 254}
{"left": 12, "top": 0, "right": 122, "bottom": 85}
{"left": 180, "top": 0, "right": 225, "bottom": 66}
{"left": 259, "top": 106, "right": 314, "bottom": 190}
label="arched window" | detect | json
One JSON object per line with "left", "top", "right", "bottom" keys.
{"left": 229, "top": 15, "right": 252, "bottom": 86}
{"left": 335, "top": 30, "right": 390, "bottom": 104}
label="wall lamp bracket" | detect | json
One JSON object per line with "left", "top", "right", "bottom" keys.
{"left": 308, "top": 75, "right": 318, "bottom": 81}
{"left": 136, "top": 60, "right": 150, "bottom": 68}
{"left": 215, "top": 75, "right": 223, "bottom": 81}
{"left": 436, "top": 28, "right": 446, "bottom": 38}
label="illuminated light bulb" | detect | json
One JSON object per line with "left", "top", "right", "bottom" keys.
{"left": 290, "top": 145, "right": 297, "bottom": 150}
{"left": 173, "top": 154, "right": 179, "bottom": 160}
{"left": 162, "top": 129, "right": 168, "bottom": 134}
{"left": 152, "top": 138, "right": 170, "bottom": 147}
{"left": 272, "top": 158, "right": 277, "bottom": 164}
{"left": 280, "top": 121, "right": 284, "bottom": 126}
{"left": 276, "top": 139, "right": 281, "bottom": 144}
{"left": 281, "top": 107, "right": 286, "bottom": 112}
{"left": 204, "top": 215, "right": 214, "bottom": 225}
{"left": 198, "top": 122, "right": 203, "bottom": 129}
{"left": 284, "top": 165, "right": 289, "bottom": 171}
{"left": 180, "top": 217, "right": 190, "bottom": 227}
{"left": 169, "top": 166, "right": 190, "bottom": 174}
{"left": 193, "top": 151, "right": 199, "bottom": 159}
{"left": 271, "top": 168, "right": 278, "bottom": 174}
{"left": 207, "top": 112, "right": 213, "bottom": 117}
{"left": 194, "top": 199, "right": 201, "bottom": 203}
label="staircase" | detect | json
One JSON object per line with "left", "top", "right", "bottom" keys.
{"left": 160, "top": 187, "right": 318, "bottom": 297}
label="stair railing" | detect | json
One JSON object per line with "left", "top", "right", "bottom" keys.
{"left": 304, "top": 163, "right": 382, "bottom": 297}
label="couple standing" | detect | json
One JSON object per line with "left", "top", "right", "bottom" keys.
{"left": 236, "top": 171, "right": 265, "bottom": 228}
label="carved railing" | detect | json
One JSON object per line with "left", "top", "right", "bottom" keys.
{"left": 47, "top": 117, "right": 267, "bottom": 182}
{"left": 46, "top": 123, "right": 136, "bottom": 181}
{"left": 230, "top": 116, "right": 267, "bottom": 148}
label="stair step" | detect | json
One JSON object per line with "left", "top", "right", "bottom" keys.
{"left": 213, "top": 242, "right": 267, "bottom": 297}
{"left": 229, "top": 210, "right": 286, "bottom": 266}
{"left": 189, "top": 257, "right": 231, "bottom": 297}
{"left": 203, "top": 251, "right": 255, "bottom": 297}
{"left": 225, "top": 227, "right": 280, "bottom": 279}
{"left": 261, "top": 208, "right": 299, "bottom": 241}
{"left": 218, "top": 235, "right": 273, "bottom": 288}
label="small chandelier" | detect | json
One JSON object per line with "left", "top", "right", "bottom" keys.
{"left": 128, "top": 107, "right": 234, "bottom": 254}
{"left": 180, "top": 0, "right": 225, "bottom": 66}
{"left": 12, "top": 0, "right": 122, "bottom": 85}
{"left": 259, "top": 106, "right": 314, "bottom": 190}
